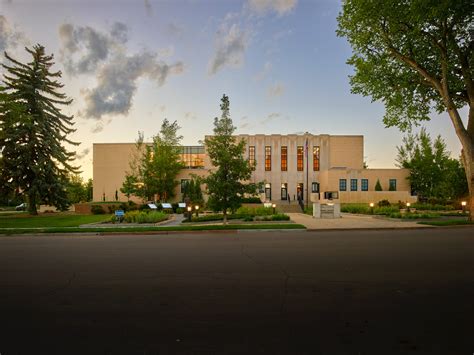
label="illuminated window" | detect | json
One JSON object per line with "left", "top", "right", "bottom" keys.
{"left": 281, "top": 146, "right": 287, "bottom": 171}
{"left": 179, "top": 146, "right": 205, "bottom": 169}
{"left": 265, "top": 146, "right": 271, "bottom": 171}
{"left": 297, "top": 146, "right": 304, "bottom": 171}
{"left": 313, "top": 146, "right": 320, "bottom": 171}
{"left": 249, "top": 146, "right": 255, "bottom": 167}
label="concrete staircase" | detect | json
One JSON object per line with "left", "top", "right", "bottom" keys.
{"left": 274, "top": 201, "right": 306, "bottom": 213}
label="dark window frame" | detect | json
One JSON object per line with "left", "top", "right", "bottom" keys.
{"left": 339, "top": 179, "right": 347, "bottom": 191}
{"left": 361, "top": 179, "right": 368, "bottom": 191}
{"left": 350, "top": 179, "right": 358, "bottom": 191}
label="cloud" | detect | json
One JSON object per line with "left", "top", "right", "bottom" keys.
{"left": 144, "top": 0, "right": 153, "bottom": 16}
{"left": 254, "top": 61, "right": 272, "bottom": 81}
{"left": 260, "top": 112, "right": 281, "bottom": 125}
{"left": 157, "top": 46, "right": 174, "bottom": 58}
{"left": 208, "top": 22, "right": 250, "bottom": 75}
{"left": 58, "top": 22, "right": 127, "bottom": 75}
{"left": 75, "top": 148, "right": 90, "bottom": 159}
{"left": 184, "top": 111, "right": 197, "bottom": 120}
{"left": 166, "top": 22, "right": 184, "bottom": 37}
{"left": 91, "top": 122, "right": 104, "bottom": 133}
{"left": 247, "top": 0, "right": 297, "bottom": 16}
{"left": 267, "top": 83, "right": 284, "bottom": 97}
{"left": 0, "top": 15, "right": 25, "bottom": 53}
{"left": 81, "top": 51, "right": 184, "bottom": 119}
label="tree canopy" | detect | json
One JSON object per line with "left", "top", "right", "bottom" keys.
{"left": 0, "top": 45, "right": 79, "bottom": 214}
{"left": 337, "top": 0, "right": 473, "bottom": 218}
{"left": 122, "top": 119, "right": 184, "bottom": 202}
{"left": 397, "top": 128, "right": 468, "bottom": 201}
{"left": 204, "top": 94, "right": 257, "bottom": 223}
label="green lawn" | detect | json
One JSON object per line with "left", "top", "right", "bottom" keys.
{"left": 0, "top": 213, "right": 112, "bottom": 228}
{"left": 0, "top": 223, "right": 306, "bottom": 235}
{"left": 418, "top": 220, "right": 474, "bottom": 227}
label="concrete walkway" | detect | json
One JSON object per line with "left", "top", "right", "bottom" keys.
{"left": 287, "top": 212, "right": 433, "bottom": 230}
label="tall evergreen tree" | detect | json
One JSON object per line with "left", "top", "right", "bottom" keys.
{"left": 0, "top": 45, "right": 79, "bottom": 214}
{"left": 204, "top": 94, "right": 257, "bottom": 224}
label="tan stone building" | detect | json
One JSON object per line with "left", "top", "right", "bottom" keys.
{"left": 93, "top": 133, "right": 416, "bottom": 204}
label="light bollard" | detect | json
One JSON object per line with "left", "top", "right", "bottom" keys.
{"left": 187, "top": 206, "right": 192, "bottom": 222}
{"left": 369, "top": 202, "right": 374, "bottom": 214}
{"left": 195, "top": 205, "right": 199, "bottom": 217}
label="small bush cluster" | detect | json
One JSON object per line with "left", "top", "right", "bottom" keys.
{"left": 411, "top": 203, "right": 454, "bottom": 211}
{"left": 255, "top": 214, "right": 290, "bottom": 221}
{"left": 236, "top": 206, "right": 274, "bottom": 216}
{"left": 123, "top": 211, "right": 168, "bottom": 224}
{"left": 389, "top": 212, "right": 440, "bottom": 219}
{"left": 240, "top": 197, "right": 262, "bottom": 204}
{"left": 91, "top": 205, "right": 106, "bottom": 214}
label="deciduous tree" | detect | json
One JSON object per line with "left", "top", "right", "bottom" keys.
{"left": 337, "top": 0, "right": 474, "bottom": 219}
{"left": 204, "top": 95, "right": 257, "bottom": 224}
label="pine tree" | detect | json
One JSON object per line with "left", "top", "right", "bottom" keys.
{"left": 204, "top": 94, "right": 257, "bottom": 224}
{"left": 0, "top": 45, "right": 79, "bottom": 214}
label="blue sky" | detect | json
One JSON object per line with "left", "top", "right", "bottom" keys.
{"left": 0, "top": 0, "right": 463, "bottom": 179}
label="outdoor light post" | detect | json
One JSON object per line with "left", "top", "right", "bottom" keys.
{"left": 195, "top": 205, "right": 199, "bottom": 217}
{"left": 272, "top": 203, "right": 276, "bottom": 215}
{"left": 187, "top": 206, "right": 192, "bottom": 222}
{"left": 369, "top": 202, "right": 374, "bottom": 214}
{"left": 461, "top": 201, "right": 467, "bottom": 214}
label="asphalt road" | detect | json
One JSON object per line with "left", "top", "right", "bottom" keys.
{"left": 0, "top": 228, "right": 473, "bottom": 355}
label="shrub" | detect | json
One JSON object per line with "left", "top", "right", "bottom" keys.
{"left": 240, "top": 197, "right": 261, "bottom": 204}
{"left": 377, "top": 199, "right": 391, "bottom": 207}
{"left": 176, "top": 207, "right": 185, "bottom": 214}
{"left": 243, "top": 215, "right": 254, "bottom": 222}
{"left": 341, "top": 204, "right": 369, "bottom": 214}
{"left": 374, "top": 206, "right": 399, "bottom": 215}
{"left": 412, "top": 203, "right": 454, "bottom": 211}
{"left": 124, "top": 210, "right": 168, "bottom": 223}
{"left": 91, "top": 205, "right": 106, "bottom": 214}
{"left": 236, "top": 206, "right": 274, "bottom": 216}
{"left": 374, "top": 179, "right": 383, "bottom": 191}
{"left": 271, "top": 214, "right": 290, "bottom": 221}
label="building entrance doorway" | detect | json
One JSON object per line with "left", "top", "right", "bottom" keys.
{"left": 265, "top": 183, "right": 272, "bottom": 201}
{"left": 297, "top": 183, "right": 304, "bottom": 201}
{"left": 281, "top": 183, "right": 288, "bottom": 200}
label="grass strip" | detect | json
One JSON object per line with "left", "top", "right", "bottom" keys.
{"left": 0, "top": 214, "right": 112, "bottom": 228}
{"left": 418, "top": 220, "right": 474, "bottom": 227}
{"left": 0, "top": 223, "right": 306, "bottom": 235}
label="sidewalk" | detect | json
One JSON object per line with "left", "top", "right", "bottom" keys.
{"left": 287, "top": 212, "right": 433, "bottom": 230}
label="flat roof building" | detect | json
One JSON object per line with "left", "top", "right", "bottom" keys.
{"left": 93, "top": 133, "right": 416, "bottom": 205}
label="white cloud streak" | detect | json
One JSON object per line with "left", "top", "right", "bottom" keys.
{"left": 247, "top": 0, "right": 297, "bottom": 16}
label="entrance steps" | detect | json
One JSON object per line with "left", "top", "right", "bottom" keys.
{"left": 274, "top": 201, "right": 306, "bottom": 213}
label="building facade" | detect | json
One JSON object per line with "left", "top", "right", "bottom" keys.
{"left": 93, "top": 134, "right": 416, "bottom": 204}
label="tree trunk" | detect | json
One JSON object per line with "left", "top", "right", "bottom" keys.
{"left": 463, "top": 152, "right": 474, "bottom": 222}
{"left": 223, "top": 209, "right": 228, "bottom": 225}
{"left": 28, "top": 193, "right": 38, "bottom": 215}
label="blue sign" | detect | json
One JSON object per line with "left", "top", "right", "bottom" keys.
{"left": 115, "top": 210, "right": 125, "bottom": 217}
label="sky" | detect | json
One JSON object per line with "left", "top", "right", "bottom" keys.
{"left": 0, "top": 0, "right": 465, "bottom": 180}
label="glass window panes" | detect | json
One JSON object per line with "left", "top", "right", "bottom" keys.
{"left": 339, "top": 179, "right": 347, "bottom": 191}
{"left": 350, "top": 179, "right": 357, "bottom": 191}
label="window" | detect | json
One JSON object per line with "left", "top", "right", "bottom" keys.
{"left": 180, "top": 179, "right": 190, "bottom": 193}
{"left": 297, "top": 146, "right": 304, "bottom": 171}
{"left": 265, "top": 146, "right": 271, "bottom": 171}
{"left": 313, "top": 146, "right": 320, "bottom": 171}
{"left": 339, "top": 179, "right": 347, "bottom": 191}
{"left": 389, "top": 179, "right": 397, "bottom": 191}
{"left": 312, "top": 182, "right": 320, "bottom": 193}
{"left": 350, "top": 179, "right": 358, "bottom": 191}
{"left": 324, "top": 191, "right": 339, "bottom": 200}
{"left": 361, "top": 179, "right": 368, "bottom": 191}
{"left": 281, "top": 146, "right": 287, "bottom": 171}
{"left": 179, "top": 146, "right": 205, "bottom": 169}
{"left": 249, "top": 146, "right": 255, "bottom": 167}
